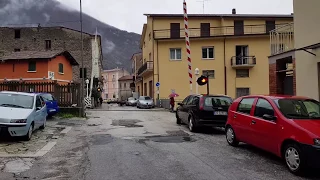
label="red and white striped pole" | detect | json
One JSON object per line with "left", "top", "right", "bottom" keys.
{"left": 183, "top": 0, "right": 193, "bottom": 95}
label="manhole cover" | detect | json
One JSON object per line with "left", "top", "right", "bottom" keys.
{"left": 111, "top": 119, "right": 143, "bottom": 128}
{"left": 91, "top": 134, "right": 113, "bottom": 145}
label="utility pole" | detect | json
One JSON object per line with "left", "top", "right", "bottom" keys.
{"left": 80, "top": 0, "right": 84, "bottom": 113}
{"left": 197, "top": 0, "right": 211, "bottom": 14}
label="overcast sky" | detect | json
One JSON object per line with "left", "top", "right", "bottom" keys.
{"left": 57, "top": 0, "right": 293, "bottom": 34}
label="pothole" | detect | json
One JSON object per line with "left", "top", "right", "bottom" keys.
{"left": 91, "top": 134, "right": 113, "bottom": 145}
{"left": 111, "top": 119, "right": 143, "bottom": 128}
{"left": 137, "top": 135, "right": 195, "bottom": 144}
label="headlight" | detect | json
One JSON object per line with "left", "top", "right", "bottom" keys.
{"left": 314, "top": 139, "right": 320, "bottom": 146}
{"left": 10, "top": 119, "right": 27, "bottom": 123}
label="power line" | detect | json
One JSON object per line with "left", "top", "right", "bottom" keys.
{"left": 196, "top": 0, "right": 211, "bottom": 14}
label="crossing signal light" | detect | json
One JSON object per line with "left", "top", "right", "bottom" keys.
{"left": 197, "top": 76, "right": 208, "bottom": 86}
{"left": 97, "top": 87, "right": 101, "bottom": 92}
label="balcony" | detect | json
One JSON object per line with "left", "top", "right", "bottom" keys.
{"left": 231, "top": 56, "right": 256, "bottom": 69}
{"left": 270, "top": 23, "right": 294, "bottom": 55}
{"left": 154, "top": 24, "right": 287, "bottom": 40}
{"left": 138, "top": 61, "right": 153, "bottom": 76}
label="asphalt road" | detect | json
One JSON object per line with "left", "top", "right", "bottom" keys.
{"left": 1, "top": 105, "right": 319, "bottom": 180}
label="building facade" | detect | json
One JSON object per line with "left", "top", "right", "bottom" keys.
{"left": 0, "top": 50, "right": 78, "bottom": 84}
{"left": 101, "top": 68, "right": 130, "bottom": 100}
{"left": 269, "top": 0, "right": 320, "bottom": 100}
{"left": 0, "top": 26, "right": 103, "bottom": 84}
{"left": 118, "top": 75, "right": 134, "bottom": 100}
{"left": 137, "top": 10, "right": 293, "bottom": 101}
{"left": 131, "top": 52, "right": 143, "bottom": 95}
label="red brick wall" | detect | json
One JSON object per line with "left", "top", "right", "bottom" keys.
{"left": 292, "top": 59, "right": 296, "bottom": 95}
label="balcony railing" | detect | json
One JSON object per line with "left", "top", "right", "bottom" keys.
{"left": 138, "top": 61, "right": 153, "bottom": 75}
{"left": 154, "top": 24, "right": 287, "bottom": 40}
{"left": 270, "top": 23, "right": 294, "bottom": 55}
{"left": 231, "top": 56, "right": 256, "bottom": 69}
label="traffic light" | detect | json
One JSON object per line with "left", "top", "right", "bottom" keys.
{"left": 197, "top": 76, "right": 208, "bottom": 86}
{"left": 97, "top": 87, "right": 101, "bottom": 92}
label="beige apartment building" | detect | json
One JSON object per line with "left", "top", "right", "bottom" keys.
{"left": 269, "top": 0, "right": 320, "bottom": 100}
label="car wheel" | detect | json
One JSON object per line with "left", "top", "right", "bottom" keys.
{"left": 226, "top": 126, "right": 239, "bottom": 147}
{"left": 188, "top": 116, "right": 197, "bottom": 132}
{"left": 40, "top": 120, "right": 46, "bottom": 130}
{"left": 284, "top": 143, "right": 306, "bottom": 175}
{"left": 23, "top": 123, "right": 33, "bottom": 141}
{"left": 176, "top": 111, "right": 182, "bottom": 125}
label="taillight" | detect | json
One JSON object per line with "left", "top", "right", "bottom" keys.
{"left": 199, "top": 97, "right": 204, "bottom": 110}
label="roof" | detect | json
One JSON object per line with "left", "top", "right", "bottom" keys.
{"left": 144, "top": 14, "right": 293, "bottom": 18}
{"left": 118, "top": 75, "right": 133, "bottom": 81}
{"left": 0, "top": 50, "right": 79, "bottom": 65}
{"left": 0, "top": 91, "right": 35, "bottom": 97}
{"left": 130, "top": 52, "right": 142, "bottom": 60}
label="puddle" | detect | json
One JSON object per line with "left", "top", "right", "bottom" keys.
{"left": 91, "top": 134, "right": 113, "bottom": 145}
{"left": 111, "top": 119, "right": 143, "bottom": 128}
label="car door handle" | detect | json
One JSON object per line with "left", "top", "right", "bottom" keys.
{"left": 251, "top": 120, "right": 256, "bottom": 124}
{"left": 233, "top": 114, "right": 237, "bottom": 118}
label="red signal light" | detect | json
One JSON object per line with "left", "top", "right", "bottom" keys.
{"left": 197, "top": 76, "right": 208, "bottom": 86}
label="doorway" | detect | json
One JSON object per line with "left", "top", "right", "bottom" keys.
{"left": 170, "top": 23, "right": 180, "bottom": 38}
{"left": 149, "top": 80, "right": 153, "bottom": 98}
{"left": 144, "top": 83, "right": 147, "bottom": 96}
{"left": 236, "top": 45, "right": 249, "bottom": 65}
{"left": 234, "top": 20, "right": 244, "bottom": 35}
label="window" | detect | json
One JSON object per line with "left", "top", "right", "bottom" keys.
{"left": 36, "top": 96, "right": 42, "bottom": 108}
{"left": 200, "top": 23, "right": 210, "bottom": 37}
{"left": 45, "top": 40, "right": 51, "bottom": 50}
{"left": 58, "top": 63, "right": 64, "bottom": 74}
{"left": 119, "top": 83, "right": 122, "bottom": 88}
{"left": 149, "top": 32, "right": 151, "bottom": 40}
{"left": 124, "top": 83, "right": 126, "bottom": 88}
{"left": 143, "top": 41, "right": 146, "bottom": 48}
{"left": 202, "top": 70, "right": 215, "bottom": 78}
{"left": 170, "top": 23, "right": 180, "bottom": 38}
{"left": 204, "top": 96, "right": 232, "bottom": 107}
{"left": 170, "top": 48, "right": 182, "bottom": 60}
{"left": 0, "top": 93, "right": 34, "bottom": 109}
{"left": 41, "top": 94, "right": 55, "bottom": 101}
{"left": 28, "top": 61, "right": 36, "bottom": 72}
{"left": 80, "top": 68, "right": 87, "bottom": 78}
{"left": 234, "top": 20, "right": 244, "bottom": 35}
{"left": 202, "top": 47, "right": 214, "bottom": 59}
{"left": 149, "top": 53, "right": 152, "bottom": 61}
{"left": 14, "top": 48, "right": 20, "bottom": 52}
{"left": 266, "top": 21, "right": 276, "bottom": 33}
{"left": 182, "top": 96, "right": 191, "bottom": 104}
{"left": 105, "top": 94, "right": 108, "bottom": 98}
{"left": 186, "top": 95, "right": 194, "bottom": 105}
{"left": 14, "top": 29, "right": 20, "bottom": 39}
{"left": 236, "top": 88, "right": 250, "bottom": 98}
{"left": 254, "top": 98, "right": 274, "bottom": 118}
{"left": 237, "top": 98, "right": 255, "bottom": 114}
{"left": 274, "top": 99, "right": 320, "bottom": 119}
{"left": 236, "top": 69, "right": 249, "bottom": 78}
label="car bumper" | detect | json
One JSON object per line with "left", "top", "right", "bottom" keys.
{"left": 48, "top": 108, "right": 59, "bottom": 115}
{"left": 0, "top": 123, "right": 29, "bottom": 137}
{"left": 197, "top": 119, "right": 227, "bottom": 127}
{"left": 301, "top": 144, "right": 320, "bottom": 168}
{"left": 139, "top": 104, "right": 154, "bottom": 108}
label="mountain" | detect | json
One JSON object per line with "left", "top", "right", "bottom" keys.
{"left": 0, "top": 0, "right": 141, "bottom": 72}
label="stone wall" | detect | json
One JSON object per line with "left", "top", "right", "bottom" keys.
{"left": 0, "top": 27, "right": 100, "bottom": 83}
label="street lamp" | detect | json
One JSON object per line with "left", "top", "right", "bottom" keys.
{"left": 85, "top": 79, "right": 89, "bottom": 98}
{"left": 195, "top": 68, "right": 200, "bottom": 94}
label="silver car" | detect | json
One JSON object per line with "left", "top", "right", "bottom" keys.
{"left": 0, "top": 91, "right": 47, "bottom": 141}
{"left": 126, "top": 97, "right": 137, "bottom": 106}
{"left": 137, "top": 96, "right": 154, "bottom": 109}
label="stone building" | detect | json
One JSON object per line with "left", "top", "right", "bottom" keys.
{"left": 0, "top": 26, "right": 103, "bottom": 83}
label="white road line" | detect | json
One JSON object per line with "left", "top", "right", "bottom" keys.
{"left": 60, "top": 127, "right": 72, "bottom": 134}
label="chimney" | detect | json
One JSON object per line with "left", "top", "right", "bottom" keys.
{"left": 232, "top": 8, "right": 236, "bottom": 14}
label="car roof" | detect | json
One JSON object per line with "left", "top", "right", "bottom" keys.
{"left": 192, "top": 94, "right": 232, "bottom": 98}
{"left": 239, "top": 94, "right": 312, "bottom": 100}
{"left": 0, "top": 91, "right": 36, "bottom": 97}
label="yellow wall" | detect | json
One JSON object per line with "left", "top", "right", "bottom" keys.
{"left": 138, "top": 15, "right": 293, "bottom": 101}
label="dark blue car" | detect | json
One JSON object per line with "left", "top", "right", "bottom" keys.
{"left": 38, "top": 93, "right": 59, "bottom": 117}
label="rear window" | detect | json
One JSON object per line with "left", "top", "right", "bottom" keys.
{"left": 204, "top": 96, "right": 232, "bottom": 106}
{"left": 128, "top": 97, "right": 135, "bottom": 100}
{"left": 41, "top": 94, "right": 55, "bottom": 101}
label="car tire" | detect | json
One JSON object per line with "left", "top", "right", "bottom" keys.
{"left": 176, "top": 111, "right": 182, "bottom": 125}
{"left": 188, "top": 116, "right": 197, "bottom": 132}
{"left": 283, "top": 143, "right": 306, "bottom": 175}
{"left": 225, "top": 126, "right": 239, "bottom": 147}
{"left": 39, "top": 120, "right": 46, "bottom": 130}
{"left": 23, "top": 123, "right": 33, "bottom": 141}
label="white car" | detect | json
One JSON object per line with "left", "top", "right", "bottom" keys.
{"left": 0, "top": 91, "right": 47, "bottom": 141}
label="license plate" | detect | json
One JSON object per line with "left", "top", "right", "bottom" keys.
{"left": 49, "top": 109, "right": 56, "bottom": 112}
{"left": 214, "top": 111, "right": 227, "bottom": 115}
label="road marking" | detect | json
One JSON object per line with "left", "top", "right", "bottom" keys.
{"left": 61, "top": 127, "right": 72, "bottom": 134}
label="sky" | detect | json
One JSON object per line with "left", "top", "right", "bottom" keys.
{"left": 57, "top": 0, "right": 293, "bottom": 34}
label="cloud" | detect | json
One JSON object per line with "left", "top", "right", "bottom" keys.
{"left": 103, "top": 39, "right": 116, "bottom": 53}
{"left": 43, "top": 13, "right": 50, "bottom": 22}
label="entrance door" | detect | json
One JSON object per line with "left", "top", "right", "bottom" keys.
{"left": 234, "top": 20, "right": 244, "bottom": 35}
{"left": 283, "top": 75, "right": 294, "bottom": 95}
{"left": 235, "top": 45, "right": 249, "bottom": 65}
{"left": 144, "top": 83, "right": 147, "bottom": 96}
{"left": 200, "top": 23, "right": 210, "bottom": 37}
{"left": 170, "top": 23, "right": 180, "bottom": 38}
{"left": 149, "top": 80, "right": 153, "bottom": 98}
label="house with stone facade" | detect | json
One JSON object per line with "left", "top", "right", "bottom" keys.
{"left": 0, "top": 26, "right": 103, "bottom": 85}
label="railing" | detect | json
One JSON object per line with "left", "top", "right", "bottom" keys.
{"left": 154, "top": 24, "right": 287, "bottom": 39}
{"left": 270, "top": 23, "right": 294, "bottom": 55}
{"left": 138, "top": 61, "right": 153, "bottom": 75}
{"left": 231, "top": 56, "right": 256, "bottom": 67}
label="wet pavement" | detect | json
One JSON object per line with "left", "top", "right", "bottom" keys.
{"left": 0, "top": 105, "right": 319, "bottom": 180}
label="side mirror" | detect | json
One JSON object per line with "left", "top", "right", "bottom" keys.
{"left": 262, "top": 114, "right": 277, "bottom": 121}
{"left": 178, "top": 103, "right": 183, "bottom": 106}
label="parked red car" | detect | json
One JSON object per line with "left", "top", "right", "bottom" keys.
{"left": 225, "top": 95, "right": 320, "bottom": 175}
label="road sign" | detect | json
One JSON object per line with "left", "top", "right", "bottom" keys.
{"left": 156, "top": 82, "right": 160, "bottom": 87}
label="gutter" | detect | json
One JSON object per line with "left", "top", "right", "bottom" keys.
{"left": 224, "top": 37, "right": 227, "bottom": 95}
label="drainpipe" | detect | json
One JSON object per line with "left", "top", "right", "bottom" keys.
{"left": 224, "top": 37, "right": 227, "bottom": 95}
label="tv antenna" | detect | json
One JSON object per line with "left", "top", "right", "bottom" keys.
{"left": 197, "top": 0, "right": 211, "bottom": 14}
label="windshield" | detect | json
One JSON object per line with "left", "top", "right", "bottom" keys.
{"left": 0, "top": 93, "right": 34, "bottom": 109}
{"left": 128, "top": 97, "right": 135, "bottom": 101}
{"left": 274, "top": 99, "right": 320, "bottom": 119}
{"left": 205, "top": 96, "right": 232, "bottom": 106}
{"left": 41, "top": 94, "right": 55, "bottom": 101}
{"left": 139, "top": 96, "right": 151, "bottom": 100}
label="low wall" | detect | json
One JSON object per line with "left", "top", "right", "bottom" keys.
{"left": 59, "top": 107, "right": 85, "bottom": 117}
